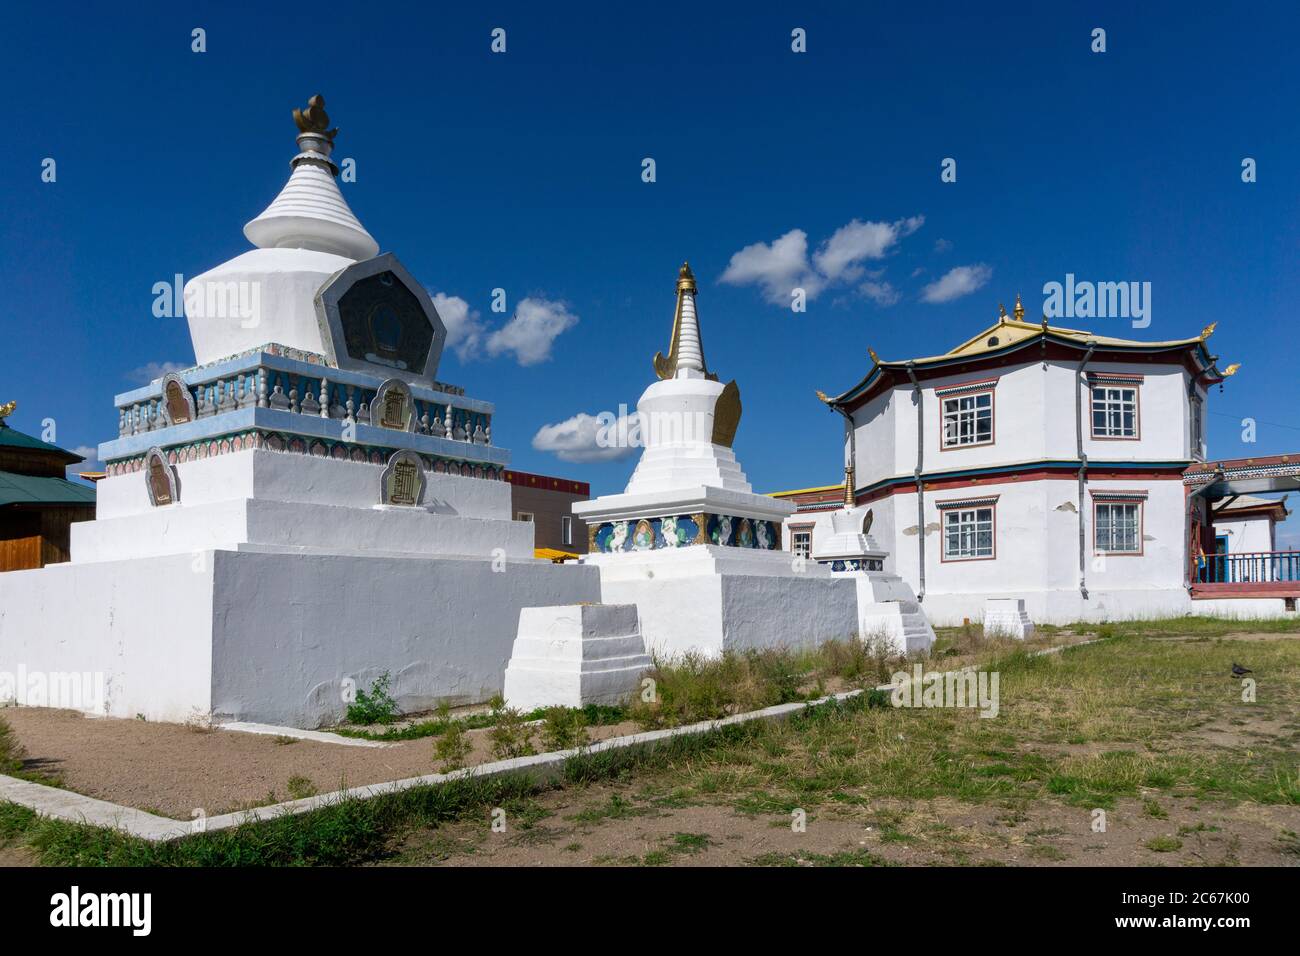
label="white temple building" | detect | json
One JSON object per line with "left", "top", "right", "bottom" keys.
{"left": 776, "top": 299, "right": 1300, "bottom": 625}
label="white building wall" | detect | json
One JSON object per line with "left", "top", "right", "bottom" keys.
{"left": 1214, "top": 515, "right": 1274, "bottom": 553}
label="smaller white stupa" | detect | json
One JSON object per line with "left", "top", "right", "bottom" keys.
{"left": 574, "top": 263, "right": 859, "bottom": 657}
{"left": 812, "top": 504, "right": 936, "bottom": 654}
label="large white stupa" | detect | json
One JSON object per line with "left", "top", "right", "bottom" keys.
{"left": 0, "top": 95, "right": 600, "bottom": 727}
{"left": 574, "top": 264, "right": 860, "bottom": 657}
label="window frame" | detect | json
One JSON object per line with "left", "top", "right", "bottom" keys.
{"left": 937, "top": 498, "right": 997, "bottom": 562}
{"left": 788, "top": 523, "right": 815, "bottom": 559}
{"left": 1089, "top": 380, "right": 1142, "bottom": 441}
{"left": 1092, "top": 497, "right": 1145, "bottom": 556}
{"left": 561, "top": 514, "right": 573, "bottom": 546}
{"left": 938, "top": 385, "right": 996, "bottom": 451}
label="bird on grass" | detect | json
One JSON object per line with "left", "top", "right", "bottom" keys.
{"left": 1231, "top": 662, "right": 1253, "bottom": 677}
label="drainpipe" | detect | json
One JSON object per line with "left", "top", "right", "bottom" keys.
{"left": 1076, "top": 343, "right": 1096, "bottom": 599}
{"left": 906, "top": 363, "right": 926, "bottom": 602}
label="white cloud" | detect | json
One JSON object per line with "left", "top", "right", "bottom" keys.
{"left": 933, "top": 238, "right": 953, "bottom": 253}
{"left": 66, "top": 445, "right": 101, "bottom": 481}
{"left": 486, "top": 297, "right": 579, "bottom": 366}
{"left": 430, "top": 292, "right": 578, "bottom": 366}
{"left": 721, "top": 216, "right": 923, "bottom": 305}
{"left": 432, "top": 292, "right": 489, "bottom": 361}
{"left": 719, "top": 229, "right": 818, "bottom": 304}
{"left": 532, "top": 411, "right": 640, "bottom": 463}
{"left": 921, "top": 264, "right": 993, "bottom": 304}
{"left": 859, "top": 281, "right": 901, "bottom": 307}
{"left": 126, "top": 360, "right": 186, "bottom": 384}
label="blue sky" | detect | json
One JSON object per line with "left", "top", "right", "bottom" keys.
{"left": 3, "top": 2, "right": 1297, "bottom": 537}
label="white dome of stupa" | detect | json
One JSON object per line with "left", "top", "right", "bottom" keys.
{"left": 184, "top": 95, "right": 379, "bottom": 366}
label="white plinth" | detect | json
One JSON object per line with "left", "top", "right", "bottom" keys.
{"left": 502, "top": 604, "right": 651, "bottom": 711}
{"left": 0, "top": 549, "right": 601, "bottom": 727}
{"left": 983, "top": 598, "right": 1035, "bottom": 640}
{"left": 849, "top": 571, "right": 937, "bottom": 655}
{"left": 583, "top": 546, "right": 858, "bottom": 659}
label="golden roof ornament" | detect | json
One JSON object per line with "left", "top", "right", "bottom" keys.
{"left": 293, "top": 94, "right": 338, "bottom": 141}
{"left": 1223, "top": 363, "right": 1241, "bottom": 376}
{"left": 998, "top": 303, "right": 1008, "bottom": 319}
{"left": 0, "top": 400, "right": 14, "bottom": 420}
{"left": 1200, "top": 321, "right": 1218, "bottom": 340}
{"left": 815, "top": 389, "right": 832, "bottom": 404}
{"left": 1013, "top": 293, "right": 1025, "bottom": 321}
{"left": 867, "top": 347, "right": 880, "bottom": 364}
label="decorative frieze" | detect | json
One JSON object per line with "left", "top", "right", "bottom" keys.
{"left": 589, "top": 512, "right": 781, "bottom": 553}
{"left": 103, "top": 429, "right": 507, "bottom": 482}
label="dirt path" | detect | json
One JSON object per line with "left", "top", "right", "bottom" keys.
{"left": 377, "top": 779, "right": 1300, "bottom": 867}
{"left": 0, "top": 707, "right": 638, "bottom": 819}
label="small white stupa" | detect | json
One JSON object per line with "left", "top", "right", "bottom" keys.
{"left": 812, "top": 502, "right": 936, "bottom": 654}
{"left": 574, "top": 263, "right": 859, "bottom": 658}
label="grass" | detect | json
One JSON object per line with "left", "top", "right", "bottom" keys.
{"left": 1, "top": 616, "right": 1296, "bottom": 866}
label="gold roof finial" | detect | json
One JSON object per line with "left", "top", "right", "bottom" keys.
{"left": 998, "top": 303, "right": 1008, "bottom": 319}
{"left": 1013, "top": 293, "right": 1025, "bottom": 321}
{"left": 815, "top": 389, "right": 831, "bottom": 404}
{"left": 0, "top": 400, "right": 14, "bottom": 420}
{"left": 1200, "top": 321, "right": 1218, "bottom": 340}
{"left": 868, "top": 347, "right": 880, "bottom": 364}
{"left": 293, "top": 94, "right": 338, "bottom": 141}
{"left": 1223, "top": 363, "right": 1241, "bottom": 377}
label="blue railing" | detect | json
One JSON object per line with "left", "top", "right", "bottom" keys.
{"left": 1195, "top": 551, "right": 1300, "bottom": 584}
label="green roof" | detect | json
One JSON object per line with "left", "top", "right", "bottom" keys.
{"left": 0, "top": 421, "right": 82, "bottom": 461}
{"left": 0, "top": 471, "right": 97, "bottom": 507}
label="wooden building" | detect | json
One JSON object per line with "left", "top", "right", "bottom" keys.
{"left": 0, "top": 403, "right": 96, "bottom": 572}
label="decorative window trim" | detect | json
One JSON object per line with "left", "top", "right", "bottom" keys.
{"left": 935, "top": 494, "right": 1001, "bottom": 510}
{"left": 934, "top": 377, "right": 999, "bottom": 398}
{"left": 937, "top": 497, "right": 997, "bottom": 562}
{"left": 1089, "top": 379, "right": 1142, "bottom": 441}
{"left": 1092, "top": 497, "right": 1145, "bottom": 556}
{"left": 939, "top": 385, "right": 996, "bottom": 451}
{"left": 1086, "top": 371, "right": 1145, "bottom": 386}
{"left": 1089, "top": 489, "right": 1148, "bottom": 502}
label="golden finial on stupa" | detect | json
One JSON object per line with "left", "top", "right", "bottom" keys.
{"left": 676, "top": 261, "right": 697, "bottom": 293}
{"left": 0, "top": 400, "right": 15, "bottom": 420}
{"left": 1200, "top": 321, "right": 1218, "bottom": 340}
{"left": 293, "top": 94, "right": 338, "bottom": 141}
{"left": 1013, "top": 293, "right": 1025, "bottom": 321}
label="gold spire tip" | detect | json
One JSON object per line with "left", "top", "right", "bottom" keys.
{"left": 293, "top": 93, "right": 338, "bottom": 141}
{"left": 1013, "top": 293, "right": 1025, "bottom": 321}
{"left": 676, "top": 261, "right": 697, "bottom": 293}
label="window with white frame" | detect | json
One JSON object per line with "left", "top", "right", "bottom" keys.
{"left": 1095, "top": 501, "right": 1141, "bottom": 553}
{"left": 562, "top": 514, "right": 573, "bottom": 546}
{"left": 1091, "top": 385, "right": 1139, "bottom": 438}
{"left": 941, "top": 391, "right": 993, "bottom": 448}
{"left": 791, "top": 529, "right": 812, "bottom": 559}
{"left": 942, "top": 506, "right": 994, "bottom": 560}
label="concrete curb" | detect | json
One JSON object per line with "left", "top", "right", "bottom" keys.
{"left": 217, "top": 721, "right": 395, "bottom": 749}
{"left": 0, "top": 636, "right": 1100, "bottom": 845}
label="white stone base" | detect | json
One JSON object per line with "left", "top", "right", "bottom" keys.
{"left": 502, "top": 604, "right": 651, "bottom": 711}
{"left": 843, "top": 571, "right": 936, "bottom": 655}
{"left": 583, "top": 546, "right": 858, "bottom": 659}
{"left": 0, "top": 548, "right": 600, "bottom": 728}
{"left": 982, "top": 598, "right": 1035, "bottom": 640}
